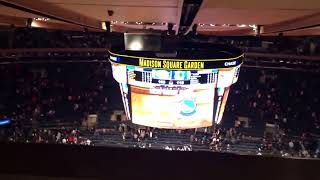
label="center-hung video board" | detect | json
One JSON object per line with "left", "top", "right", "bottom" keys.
{"left": 109, "top": 46, "right": 243, "bottom": 129}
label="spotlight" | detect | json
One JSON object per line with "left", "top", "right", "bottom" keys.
{"left": 237, "top": 24, "right": 247, "bottom": 28}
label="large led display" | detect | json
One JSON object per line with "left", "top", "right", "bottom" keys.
{"left": 110, "top": 64, "right": 241, "bottom": 129}
{"left": 109, "top": 47, "right": 243, "bottom": 129}
{"left": 130, "top": 85, "right": 215, "bottom": 129}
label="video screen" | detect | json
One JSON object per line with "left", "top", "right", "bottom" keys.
{"left": 151, "top": 70, "right": 191, "bottom": 80}
{"left": 110, "top": 62, "right": 241, "bottom": 129}
{"left": 124, "top": 33, "right": 161, "bottom": 51}
{"left": 130, "top": 85, "right": 215, "bottom": 129}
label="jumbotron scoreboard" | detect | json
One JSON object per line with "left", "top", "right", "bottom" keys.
{"left": 109, "top": 44, "right": 243, "bottom": 129}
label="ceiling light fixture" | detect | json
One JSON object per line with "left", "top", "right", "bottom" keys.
{"left": 34, "top": 17, "right": 50, "bottom": 21}
{"left": 237, "top": 24, "right": 247, "bottom": 27}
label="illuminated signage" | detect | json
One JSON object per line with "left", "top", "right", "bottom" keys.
{"left": 110, "top": 56, "right": 242, "bottom": 70}
{"left": 110, "top": 56, "right": 119, "bottom": 62}
{"left": 108, "top": 51, "right": 244, "bottom": 70}
{"left": 224, "top": 61, "right": 236, "bottom": 66}
{"left": 138, "top": 58, "right": 205, "bottom": 69}
{"left": 109, "top": 48, "right": 243, "bottom": 128}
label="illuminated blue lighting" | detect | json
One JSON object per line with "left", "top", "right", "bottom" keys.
{"left": 110, "top": 56, "right": 120, "bottom": 62}
{"left": 143, "top": 68, "right": 152, "bottom": 71}
{"left": 127, "top": 65, "right": 135, "bottom": 70}
{"left": 217, "top": 88, "right": 223, "bottom": 94}
{"left": 0, "top": 119, "right": 12, "bottom": 126}
{"left": 121, "top": 83, "right": 128, "bottom": 93}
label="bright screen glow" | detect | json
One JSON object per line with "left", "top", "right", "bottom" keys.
{"left": 129, "top": 41, "right": 143, "bottom": 51}
{"left": 131, "top": 85, "right": 214, "bottom": 129}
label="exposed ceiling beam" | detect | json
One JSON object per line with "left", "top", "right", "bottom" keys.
{"left": 184, "top": 0, "right": 205, "bottom": 35}
{"left": 175, "top": 0, "right": 184, "bottom": 35}
{"left": 0, "top": 0, "right": 102, "bottom": 30}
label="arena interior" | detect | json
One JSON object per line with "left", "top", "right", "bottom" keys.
{"left": 0, "top": 0, "right": 320, "bottom": 179}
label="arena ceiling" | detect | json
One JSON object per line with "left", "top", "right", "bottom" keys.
{"left": 0, "top": 0, "right": 319, "bottom": 35}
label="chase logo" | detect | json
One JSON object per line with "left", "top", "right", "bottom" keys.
{"left": 110, "top": 56, "right": 120, "bottom": 62}
{"left": 224, "top": 61, "right": 237, "bottom": 67}
{"left": 180, "top": 98, "right": 196, "bottom": 116}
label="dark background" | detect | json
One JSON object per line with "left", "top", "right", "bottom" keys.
{"left": 0, "top": 143, "right": 319, "bottom": 180}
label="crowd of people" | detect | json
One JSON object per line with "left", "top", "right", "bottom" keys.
{"left": 0, "top": 124, "right": 92, "bottom": 146}
{"left": 1, "top": 28, "right": 111, "bottom": 49}
{"left": 0, "top": 60, "right": 319, "bottom": 158}
{"left": 1, "top": 118, "right": 319, "bottom": 158}
{"left": 209, "top": 125, "right": 320, "bottom": 158}
{"left": 205, "top": 34, "right": 320, "bottom": 56}
{"left": 0, "top": 59, "right": 319, "bottom": 159}
{"left": 225, "top": 67, "right": 320, "bottom": 136}
{"left": 0, "top": 27, "right": 319, "bottom": 56}
{"left": 0, "top": 27, "right": 319, "bottom": 159}
{"left": 0, "top": 62, "right": 120, "bottom": 127}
